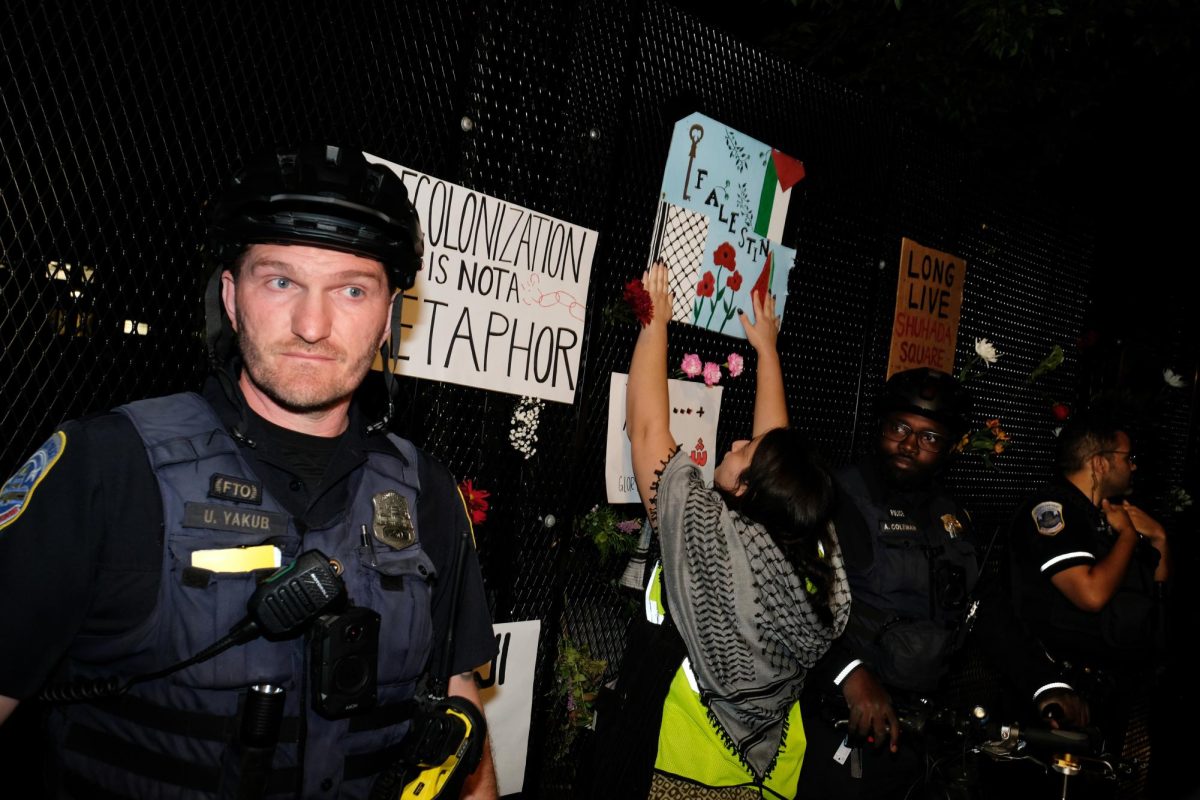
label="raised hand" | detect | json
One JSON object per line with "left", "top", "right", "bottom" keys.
{"left": 739, "top": 286, "right": 780, "bottom": 355}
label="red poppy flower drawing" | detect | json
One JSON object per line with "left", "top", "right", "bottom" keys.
{"left": 696, "top": 271, "right": 716, "bottom": 298}
{"left": 713, "top": 242, "right": 737, "bottom": 270}
{"left": 726, "top": 271, "right": 743, "bottom": 291}
{"left": 622, "top": 278, "right": 654, "bottom": 326}
{"left": 458, "top": 479, "right": 491, "bottom": 525}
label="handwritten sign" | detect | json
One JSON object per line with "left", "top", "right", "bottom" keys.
{"left": 649, "top": 112, "right": 804, "bottom": 338}
{"left": 887, "top": 238, "right": 966, "bottom": 378}
{"left": 478, "top": 620, "right": 540, "bottom": 796}
{"left": 366, "top": 154, "right": 597, "bottom": 404}
{"left": 605, "top": 372, "right": 722, "bottom": 503}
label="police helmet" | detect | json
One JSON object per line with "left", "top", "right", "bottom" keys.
{"left": 879, "top": 368, "right": 972, "bottom": 436}
{"left": 209, "top": 144, "right": 424, "bottom": 290}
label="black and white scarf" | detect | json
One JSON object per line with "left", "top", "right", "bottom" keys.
{"left": 655, "top": 450, "right": 852, "bottom": 779}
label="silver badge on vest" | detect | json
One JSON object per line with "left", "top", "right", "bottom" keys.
{"left": 372, "top": 490, "right": 416, "bottom": 550}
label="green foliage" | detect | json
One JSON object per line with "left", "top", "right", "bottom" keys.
{"left": 551, "top": 635, "right": 608, "bottom": 760}
{"left": 1029, "top": 344, "right": 1065, "bottom": 383}
{"left": 575, "top": 504, "right": 641, "bottom": 564}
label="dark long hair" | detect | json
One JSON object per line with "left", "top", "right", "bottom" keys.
{"left": 720, "top": 427, "right": 838, "bottom": 626}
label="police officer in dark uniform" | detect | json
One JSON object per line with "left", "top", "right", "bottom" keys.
{"left": 797, "top": 368, "right": 1082, "bottom": 799}
{"left": 1008, "top": 413, "right": 1168, "bottom": 790}
{"left": 0, "top": 145, "right": 499, "bottom": 798}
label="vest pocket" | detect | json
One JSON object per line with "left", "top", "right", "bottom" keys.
{"left": 353, "top": 546, "right": 436, "bottom": 687}
{"left": 168, "top": 564, "right": 296, "bottom": 689}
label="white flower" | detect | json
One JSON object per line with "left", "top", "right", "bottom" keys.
{"left": 974, "top": 338, "right": 1000, "bottom": 364}
{"left": 509, "top": 396, "right": 544, "bottom": 459}
{"left": 1163, "top": 368, "right": 1186, "bottom": 388}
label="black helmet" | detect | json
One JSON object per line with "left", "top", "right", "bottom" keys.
{"left": 879, "top": 368, "right": 972, "bottom": 436}
{"left": 209, "top": 144, "right": 423, "bottom": 290}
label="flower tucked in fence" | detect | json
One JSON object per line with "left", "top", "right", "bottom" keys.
{"left": 1164, "top": 368, "right": 1186, "bottom": 389}
{"left": 1168, "top": 487, "right": 1193, "bottom": 514}
{"left": 552, "top": 635, "right": 607, "bottom": 758}
{"left": 509, "top": 396, "right": 543, "bottom": 459}
{"left": 954, "top": 418, "right": 1011, "bottom": 469}
{"left": 622, "top": 278, "right": 654, "bottom": 326}
{"left": 674, "top": 352, "right": 745, "bottom": 387}
{"left": 457, "top": 479, "right": 490, "bottom": 525}
{"left": 956, "top": 337, "right": 1002, "bottom": 384}
{"left": 576, "top": 504, "right": 642, "bottom": 564}
{"left": 1028, "top": 345, "right": 1064, "bottom": 383}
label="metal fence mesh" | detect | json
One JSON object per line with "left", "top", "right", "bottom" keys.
{"left": 1, "top": 0, "right": 1182, "bottom": 796}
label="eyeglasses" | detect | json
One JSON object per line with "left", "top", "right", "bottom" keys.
{"left": 1096, "top": 449, "right": 1137, "bottom": 465}
{"left": 881, "top": 419, "right": 949, "bottom": 453}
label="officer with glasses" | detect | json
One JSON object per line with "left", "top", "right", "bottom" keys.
{"left": 798, "top": 368, "right": 1082, "bottom": 799}
{"left": 1007, "top": 412, "right": 1169, "bottom": 792}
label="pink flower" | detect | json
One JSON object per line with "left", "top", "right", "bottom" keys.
{"left": 726, "top": 352, "right": 744, "bottom": 378}
{"left": 702, "top": 362, "right": 722, "bottom": 387}
{"left": 680, "top": 354, "right": 702, "bottom": 378}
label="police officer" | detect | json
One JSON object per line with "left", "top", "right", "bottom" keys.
{"left": 1008, "top": 413, "right": 1168, "bottom": 780}
{"left": 0, "top": 144, "right": 498, "bottom": 798}
{"left": 797, "top": 368, "right": 1081, "bottom": 799}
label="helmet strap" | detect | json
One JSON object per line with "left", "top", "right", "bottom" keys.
{"left": 365, "top": 295, "right": 402, "bottom": 435}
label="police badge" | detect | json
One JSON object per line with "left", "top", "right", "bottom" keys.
{"left": 940, "top": 513, "right": 964, "bottom": 538}
{"left": 372, "top": 491, "right": 416, "bottom": 550}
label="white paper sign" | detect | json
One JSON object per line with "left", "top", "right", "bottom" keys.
{"left": 477, "top": 620, "right": 541, "bottom": 796}
{"left": 605, "top": 372, "right": 723, "bottom": 503}
{"left": 366, "top": 154, "right": 597, "bottom": 404}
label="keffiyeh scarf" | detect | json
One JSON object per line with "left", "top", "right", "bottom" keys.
{"left": 655, "top": 450, "right": 852, "bottom": 779}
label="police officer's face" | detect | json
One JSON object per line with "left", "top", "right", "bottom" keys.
{"left": 878, "top": 412, "right": 952, "bottom": 489}
{"left": 221, "top": 244, "right": 393, "bottom": 418}
{"left": 1099, "top": 431, "right": 1137, "bottom": 498}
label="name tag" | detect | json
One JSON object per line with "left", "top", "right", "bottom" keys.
{"left": 880, "top": 521, "right": 918, "bottom": 534}
{"left": 184, "top": 501, "right": 288, "bottom": 536}
{"left": 191, "top": 544, "right": 282, "bottom": 572}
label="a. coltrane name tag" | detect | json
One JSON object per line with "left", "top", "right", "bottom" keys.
{"left": 184, "top": 502, "right": 288, "bottom": 536}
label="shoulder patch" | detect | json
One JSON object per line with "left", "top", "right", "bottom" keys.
{"left": 1031, "top": 501, "right": 1065, "bottom": 536}
{"left": 0, "top": 431, "right": 68, "bottom": 531}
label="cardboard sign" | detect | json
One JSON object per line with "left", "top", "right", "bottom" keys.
{"left": 366, "top": 154, "right": 597, "bottom": 404}
{"left": 477, "top": 620, "right": 541, "bottom": 796}
{"left": 605, "top": 372, "right": 722, "bottom": 503}
{"left": 648, "top": 112, "right": 804, "bottom": 338}
{"left": 887, "top": 238, "right": 966, "bottom": 378}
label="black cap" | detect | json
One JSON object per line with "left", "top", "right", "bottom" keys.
{"left": 880, "top": 368, "right": 972, "bottom": 436}
{"left": 209, "top": 144, "right": 423, "bottom": 290}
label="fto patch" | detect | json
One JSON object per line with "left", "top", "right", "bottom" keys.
{"left": 1032, "top": 501, "right": 1065, "bottom": 536}
{"left": 0, "top": 431, "right": 67, "bottom": 531}
{"left": 208, "top": 473, "right": 262, "bottom": 505}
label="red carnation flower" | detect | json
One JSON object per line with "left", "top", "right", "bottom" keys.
{"left": 696, "top": 271, "right": 716, "bottom": 298}
{"left": 623, "top": 278, "right": 654, "bottom": 326}
{"left": 726, "top": 271, "right": 743, "bottom": 291}
{"left": 713, "top": 242, "right": 736, "bottom": 270}
{"left": 458, "top": 479, "right": 490, "bottom": 525}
